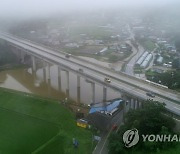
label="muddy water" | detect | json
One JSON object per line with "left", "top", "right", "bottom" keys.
{"left": 0, "top": 65, "right": 120, "bottom": 104}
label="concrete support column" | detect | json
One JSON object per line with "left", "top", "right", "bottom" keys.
{"left": 31, "top": 56, "right": 36, "bottom": 72}
{"left": 47, "top": 77, "right": 51, "bottom": 97}
{"left": 58, "top": 67, "right": 61, "bottom": 91}
{"left": 77, "top": 76, "right": 81, "bottom": 103}
{"left": 46, "top": 63, "right": 51, "bottom": 96}
{"left": 125, "top": 101, "right": 128, "bottom": 112}
{"left": 130, "top": 98, "right": 134, "bottom": 109}
{"left": 66, "top": 71, "right": 69, "bottom": 98}
{"left": 133, "top": 99, "right": 136, "bottom": 109}
{"left": 127, "top": 97, "right": 132, "bottom": 112}
{"left": 43, "top": 60, "right": 46, "bottom": 82}
{"left": 126, "top": 100, "right": 131, "bottom": 112}
{"left": 139, "top": 102, "right": 142, "bottom": 108}
{"left": 130, "top": 98, "right": 132, "bottom": 109}
{"left": 47, "top": 63, "right": 50, "bottom": 80}
{"left": 103, "top": 86, "right": 107, "bottom": 102}
{"left": 91, "top": 83, "right": 95, "bottom": 104}
{"left": 121, "top": 94, "right": 129, "bottom": 112}
{"left": 20, "top": 50, "right": 24, "bottom": 63}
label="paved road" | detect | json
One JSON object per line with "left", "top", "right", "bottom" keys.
{"left": 125, "top": 43, "right": 144, "bottom": 76}
{"left": 0, "top": 32, "right": 179, "bottom": 116}
{"left": 125, "top": 24, "right": 145, "bottom": 76}
{"left": 125, "top": 25, "right": 158, "bottom": 76}
{"left": 93, "top": 111, "right": 124, "bottom": 154}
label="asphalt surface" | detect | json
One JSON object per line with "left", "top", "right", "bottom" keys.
{"left": 125, "top": 43, "right": 144, "bottom": 76}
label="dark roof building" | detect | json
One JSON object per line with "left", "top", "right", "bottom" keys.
{"left": 87, "top": 98, "right": 124, "bottom": 131}
{"left": 89, "top": 99, "right": 123, "bottom": 114}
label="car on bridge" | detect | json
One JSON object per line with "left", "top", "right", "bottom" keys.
{"left": 78, "top": 68, "right": 83, "bottom": 72}
{"left": 104, "top": 78, "right": 111, "bottom": 83}
{"left": 146, "top": 92, "right": 155, "bottom": 97}
{"left": 65, "top": 54, "right": 71, "bottom": 58}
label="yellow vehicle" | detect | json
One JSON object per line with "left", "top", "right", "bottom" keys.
{"left": 77, "top": 119, "right": 88, "bottom": 128}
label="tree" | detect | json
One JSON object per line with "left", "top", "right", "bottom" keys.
{"left": 108, "top": 100, "right": 176, "bottom": 154}
{"left": 0, "top": 40, "right": 18, "bottom": 66}
{"left": 146, "top": 70, "right": 180, "bottom": 90}
{"left": 175, "top": 34, "right": 180, "bottom": 52}
{"left": 172, "top": 58, "right": 180, "bottom": 69}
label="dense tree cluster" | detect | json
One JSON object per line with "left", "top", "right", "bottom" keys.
{"left": 0, "top": 40, "right": 18, "bottom": 66}
{"left": 146, "top": 70, "right": 180, "bottom": 90}
{"left": 172, "top": 58, "right": 180, "bottom": 69}
{"left": 108, "top": 101, "right": 177, "bottom": 154}
{"left": 175, "top": 34, "right": 180, "bottom": 52}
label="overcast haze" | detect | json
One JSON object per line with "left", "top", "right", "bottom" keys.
{"left": 0, "top": 0, "right": 179, "bottom": 18}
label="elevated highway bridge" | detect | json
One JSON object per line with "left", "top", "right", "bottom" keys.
{"left": 0, "top": 32, "right": 179, "bottom": 117}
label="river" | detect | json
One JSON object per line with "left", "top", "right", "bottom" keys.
{"left": 0, "top": 64, "right": 120, "bottom": 104}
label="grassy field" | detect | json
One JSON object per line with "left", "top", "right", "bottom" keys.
{"left": 63, "top": 47, "right": 132, "bottom": 63}
{"left": 68, "top": 25, "right": 113, "bottom": 40}
{"left": 0, "top": 88, "right": 93, "bottom": 154}
{"left": 0, "top": 108, "right": 59, "bottom": 154}
{"left": 139, "top": 39, "right": 156, "bottom": 51}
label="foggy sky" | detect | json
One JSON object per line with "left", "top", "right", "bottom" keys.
{"left": 0, "top": 0, "right": 179, "bottom": 18}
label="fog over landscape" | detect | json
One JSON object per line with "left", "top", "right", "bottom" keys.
{"left": 0, "top": 0, "right": 179, "bottom": 18}
{"left": 0, "top": 0, "right": 180, "bottom": 154}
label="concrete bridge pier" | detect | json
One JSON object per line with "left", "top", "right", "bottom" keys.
{"left": 133, "top": 99, "right": 137, "bottom": 109}
{"left": 66, "top": 71, "right": 69, "bottom": 98}
{"left": 43, "top": 60, "right": 46, "bottom": 82}
{"left": 46, "top": 63, "right": 51, "bottom": 96}
{"left": 91, "top": 82, "right": 95, "bottom": 104}
{"left": 31, "top": 56, "right": 36, "bottom": 72}
{"left": 121, "top": 94, "right": 131, "bottom": 113}
{"left": 77, "top": 75, "right": 81, "bottom": 103}
{"left": 121, "top": 94, "right": 129, "bottom": 122}
{"left": 47, "top": 77, "right": 51, "bottom": 97}
{"left": 121, "top": 94, "right": 127, "bottom": 122}
{"left": 126, "top": 98, "right": 131, "bottom": 112}
{"left": 125, "top": 101, "right": 129, "bottom": 113}
{"left": 138, "top": 101, "right": 142, "bottom": 108}
{"left": 57, "top": 67, "right": 61, "bottom": 91}
{"left": 130, "top": 98, "right": 134, "bottom": 109}
{"left": 47, "top": 63, "right": 51, "bottom": 80}
{"left": 19, "top": 50, "right": 25, "bottom": 63}
{"left": 86, "top": 79, "right": 95, "bottom": 104}
{"left": 103, "top": 86, "right": 107, "bottom": 102}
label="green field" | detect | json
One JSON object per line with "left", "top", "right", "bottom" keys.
{"left": 0, "top": 88, "right": 93, "bottom": 154}
{"left": 139, "top": 39, "right": 156, "bottom": 51}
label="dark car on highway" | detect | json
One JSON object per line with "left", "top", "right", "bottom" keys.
{"left": 146, "top": 92, "right": 155, "bottom": 97}
{"left": 65, "top": 54, "right": 71, "bottom": 58}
